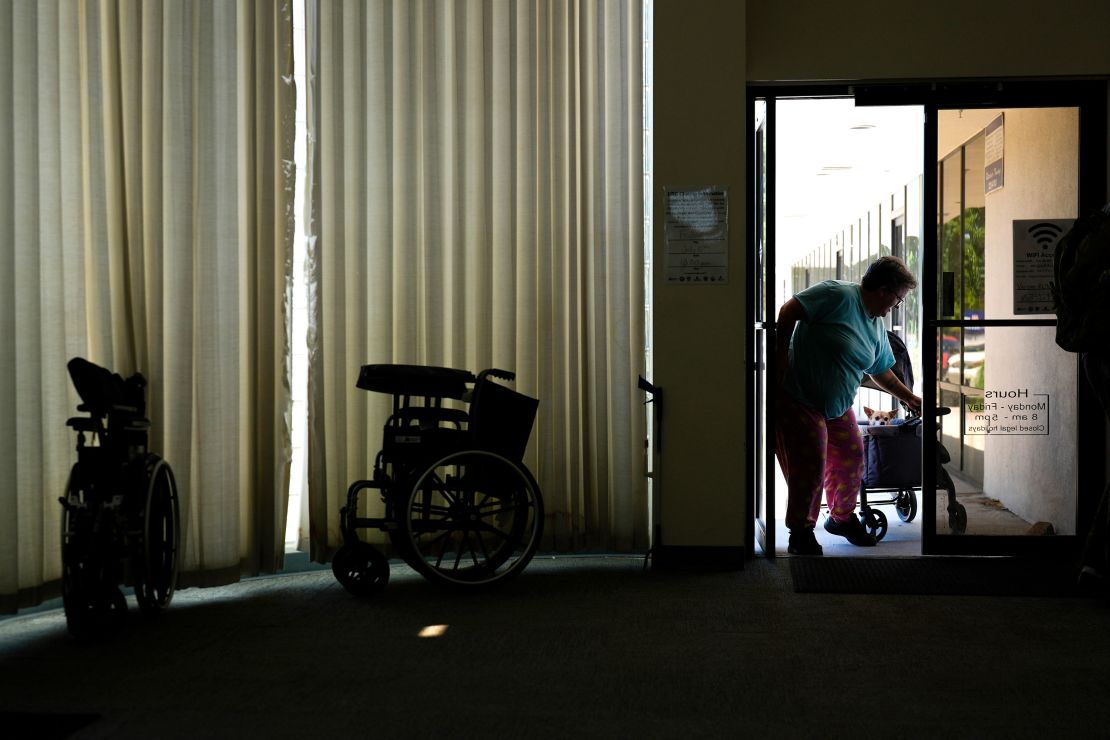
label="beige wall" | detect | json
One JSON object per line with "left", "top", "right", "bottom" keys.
{"left": 977, "top": 108, "right": 1080, "bottom": 533}
{"left": 652, "top": 0, "right": 747, "bottom": 548}
{"left": 654, "top": 0, "right": 1109, "bottom": 552}
{"left": 747, "top": 0, "right": 1110, "bottom": 82}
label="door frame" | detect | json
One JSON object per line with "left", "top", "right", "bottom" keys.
{"left": 747, "top": 83, "right": 858, "bottom": 558}
{"left": 747, "top": 93, "right": 780, "bottom": 557}
{"left": 747, "top": 78, "right": 1108, "bottom": 559}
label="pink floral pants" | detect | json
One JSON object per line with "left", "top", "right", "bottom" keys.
{"left": 775, "top": 392, "right": 864, "bottom": 531}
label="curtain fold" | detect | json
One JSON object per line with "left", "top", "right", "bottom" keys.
{"left": 1, "top": 0, "right": 295, "bottom": 612}
{"left": 306, "top": 0, "right": 646, "bottom": 560}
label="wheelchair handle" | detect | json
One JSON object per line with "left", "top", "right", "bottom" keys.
{"left": 477, "top": 368, "right": 516, "bottom": 383}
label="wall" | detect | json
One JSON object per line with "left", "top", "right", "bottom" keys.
{"left": 746, "top": 0, "right": 1110, "bottom": 82}
{"left": 979, "top": 108, "right": 1080, "bottom": 532}
{"left": 653, "top": 0, "right": 1109, "bottom": 555}
{"left": 652, "top": 0, "right": 747, "bottom": 554}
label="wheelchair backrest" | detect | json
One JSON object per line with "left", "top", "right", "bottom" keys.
{"left": 67, "top": 357, "right": 147, "bottom": 420}
{"left": 468, "top": 378, "right": 538, "bottom": 462}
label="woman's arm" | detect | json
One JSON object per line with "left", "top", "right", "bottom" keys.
{"left": 774, "top": 297, "right": 806, "bottom": 389}
{"left": 867, "top": 368, "right": 922, "bottom": 415}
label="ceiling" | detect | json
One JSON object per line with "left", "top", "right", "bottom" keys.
{"left": 774, "top": 99, "right": 924, "bottom": 269}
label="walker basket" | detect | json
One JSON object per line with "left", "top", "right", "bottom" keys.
{"left": 861, "top": 422, "right": 922, "bottom": 489}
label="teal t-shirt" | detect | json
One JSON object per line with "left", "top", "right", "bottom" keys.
{"left": 784, "top": 280, "right": 895, "bottom": 419}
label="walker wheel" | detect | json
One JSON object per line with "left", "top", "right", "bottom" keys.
{"left": 948, "top": 503, "right": 968, "bottom": 534}
{"left": 862, "top": 508, "right": 888, "bottom": 541}
{"left": 895, "top": 489, "right": 918, "bottom": 523}
{"left": 332, "top": 542, "right": 390, "bottom": 596}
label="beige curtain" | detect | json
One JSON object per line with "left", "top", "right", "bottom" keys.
{"left": 0, "top": 0, "right": 295, "bottom": 611}
{"left": 306, "top": 0, "right": 646, "bottom": 559}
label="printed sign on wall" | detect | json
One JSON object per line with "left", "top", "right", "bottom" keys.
{"left": 984, "top": 114, "right": 1004, "bottom": 193}
{"left": 664, "top": 186, "right": 729, "bottom": 284}
{"left": 1012, "top": 218, "right": 1073, "bottom": 315}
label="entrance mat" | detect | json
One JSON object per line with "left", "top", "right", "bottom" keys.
{"left": 0, "top": 711, "right": 101, "bottom": 739}
{"left": 790, "top": 556, "right": 1080, "bottom": 596}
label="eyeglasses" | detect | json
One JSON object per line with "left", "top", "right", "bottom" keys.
{"left": 889, "top": 289, "right": 907, "bottom": 308}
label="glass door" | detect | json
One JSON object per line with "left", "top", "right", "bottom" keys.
{"left": 922, "top": 85, "right": 1107, "bottom": 555}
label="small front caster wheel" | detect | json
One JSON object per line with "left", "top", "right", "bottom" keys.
{"left": 332, "top": 542, "right": 390, "bottom": 597}
{"left": 862, "top": 509, "right": 888, "bottom": 542}
{"left": 895, "top": 489, "right": 918, "bottom": 523}
{"left": 948, "top": 503, "right": 968, "bottom": 534}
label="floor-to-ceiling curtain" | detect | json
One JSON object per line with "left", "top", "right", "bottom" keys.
{"left": 306, "top": 0, "right": 646, "bottom": 559}
{"left": 0, "top": 0, "right": 295, "bottom": 611}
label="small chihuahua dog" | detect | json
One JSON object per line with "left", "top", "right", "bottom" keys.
{"left": 863, "top": 406, "right": 899, "bottom": 426}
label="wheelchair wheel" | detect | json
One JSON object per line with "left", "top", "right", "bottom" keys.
{"left": 895, "top": 489, "right": 918, "bottom": 523}
{"left": 401, "top": 450, "right": 543, "bottom": 588}
{"left": 64, "top": 579, "right": 127, "bottom": 640}
{"left": 332, "top": 541, "right": 390, "bottom": 596}
{"left": 134, "top": 456, "right": 180, "bottom": 615}
{"left": 61, "top": 468, "right": 127, "bottom": 638}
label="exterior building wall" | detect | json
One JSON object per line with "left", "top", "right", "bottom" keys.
{"left": 979, "top": 108, "right": 1080, "bottom": 532}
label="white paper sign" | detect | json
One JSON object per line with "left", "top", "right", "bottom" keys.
{"left": 665, "top": 187, "right": 728, "bottom": 284}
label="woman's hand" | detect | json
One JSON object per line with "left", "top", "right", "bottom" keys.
{"left": 904, "top": 393, "right": 923, "bottom": 416}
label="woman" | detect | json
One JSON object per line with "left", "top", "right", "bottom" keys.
{"left": 775, "top": 256, "right": 922, "bottom": 556}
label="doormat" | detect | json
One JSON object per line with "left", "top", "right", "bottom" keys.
{"left": 0, "top": 711, "right": 101, "bottom": 739}
{"left": 789, "top": 556, "right": 1080, "bottom": 596}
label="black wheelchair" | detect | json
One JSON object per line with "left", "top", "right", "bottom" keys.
{"left": 60, "top": 358, "right": 180, "bottom": 637}
{"left": 332, "top": 364, "right": 544, "bottom": 595}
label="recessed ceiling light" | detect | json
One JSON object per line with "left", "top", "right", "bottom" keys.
{"left": 851, "top": 124, "right": 875, "bottom": 130}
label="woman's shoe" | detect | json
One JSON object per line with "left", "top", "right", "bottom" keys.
{"left": 787, "top": 528, "right": 824, "bottom": 556}
{"left": 824, "top": 514, "right": 877, "bottom": 547}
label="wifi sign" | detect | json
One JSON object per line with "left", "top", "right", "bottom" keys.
{"left": 1027, "top": 222, "right": 1065, "bottom": 250}
{"left": 1012, "top": 218, "right": 1074, "bottom": 316}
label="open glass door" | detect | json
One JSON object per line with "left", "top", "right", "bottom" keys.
{"left": 750, "top": 96, "right": 774, "bottom": 556}
{"left": 922, "top": 83, "right": 1107, "bottom": 556}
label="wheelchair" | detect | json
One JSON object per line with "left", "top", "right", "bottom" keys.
{"left": 332, "top": 364, "right": 544, "bottom": 596}
{"left": 59, "top": 358, "right": 180, "bottom": 637}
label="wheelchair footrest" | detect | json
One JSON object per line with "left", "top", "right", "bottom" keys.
{"left": 352, "top": 517, "right": 396, "bottom": 531}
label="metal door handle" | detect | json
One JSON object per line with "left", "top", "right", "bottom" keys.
{"left": 942, "top": 272, "right": 956, "bottom": 317}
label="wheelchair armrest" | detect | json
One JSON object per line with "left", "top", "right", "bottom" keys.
{"left": 393, "top": 407, "right": 469, "bottom": 428}
{"left": 66, "top": 417, "right": 100, "bottom": 432}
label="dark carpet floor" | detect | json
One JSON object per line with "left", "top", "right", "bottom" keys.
{"left": 790, "top": 555, "right": 1080, "bottom": 596}
{"left": 2, "top": 555, "right": 1109, "bottom": 738}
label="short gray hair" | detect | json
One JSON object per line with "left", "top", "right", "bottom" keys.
{"left": 861, "top": 255, "right": 917, "bottom": 293}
